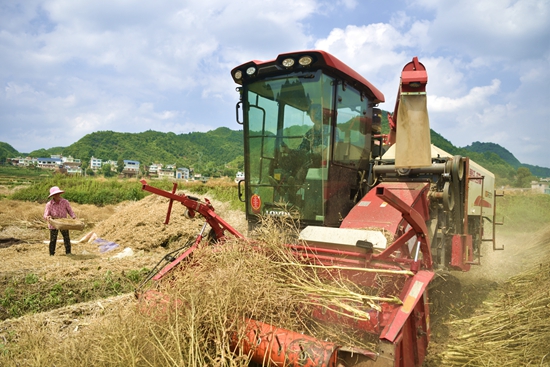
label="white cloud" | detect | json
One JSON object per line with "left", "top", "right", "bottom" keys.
{"left": 412, "top": 0, "right": 550, "bottom": 60}
{"left": 336, "top": 0, "right": 358, "bottom": 9}
{"left": 311, "top": 3, "right": 549, "bottom": 167}
{"left": 0, "top": 0, "right": 548, "bottom": 168}
{"left": 429, "top": 79, "right": 500, "bottom": 113}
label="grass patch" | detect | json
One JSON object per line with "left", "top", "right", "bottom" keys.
{"left": 6, "top": 176, "right": 244, "bottom": 210}
{"left": 497, "top": 192, "right": 550, "bottom": 232}
{"left": 0, "top": 166, "right": 53, "bottom": 180}
{"left": 0, "top": 269, "right": 150, "bottom": 320}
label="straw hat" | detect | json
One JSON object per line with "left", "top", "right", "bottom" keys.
{"left": 48, "top": 186, "right": 65, "bottom": 198}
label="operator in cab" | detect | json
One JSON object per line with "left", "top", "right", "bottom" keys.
{"left": 297, "top": 103, "right": 332, "bottom": 153}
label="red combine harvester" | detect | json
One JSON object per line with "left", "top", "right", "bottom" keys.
{"left": 138, "top": 50, "right": 502, "bottom": 366}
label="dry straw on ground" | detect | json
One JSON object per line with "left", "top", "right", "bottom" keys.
{"left": 91, "top": 192, "right": 247, "bottom": 251}
{"left": 440, "top": 225, "right": 550, "bottom": 366}
{"left": 0, "top": 215, "right": 401, "bottom": 367}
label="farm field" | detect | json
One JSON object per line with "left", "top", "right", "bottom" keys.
{"left": 0, "top": 182, "right": 549, "bottom": 366}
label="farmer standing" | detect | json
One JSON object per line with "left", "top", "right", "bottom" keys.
{"left": 44, "top": 186, "right": 77, "bottom": 256}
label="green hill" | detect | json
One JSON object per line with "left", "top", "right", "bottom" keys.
{"left": 1, "top": 121, "right": 548, "bottom": 183}
{"left": 462, "top": 141, "right": 550, "bottom": 178}
{"left": 463, "top": 142, "right": 521, "bottom": 167}
{"left": 0, "top": 142, "right": 20, "bottom": 164}
{"left": 60, "top": 127, "right": 244, "bottom": 176}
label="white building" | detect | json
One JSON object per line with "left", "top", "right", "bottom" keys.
{"left": 122, "top": 160, "right": 140, "bottom": 176}
{"left": 148, "top": 163, "right": 162, "bottom": 175}
{"left": 176, "top": 167, "right": 190, "bottom": 180}
{"left": 37, "top": 157, "right": 62, "bottom": 170}
{"left": 158, "top": 168, "right": 175, "bottom": 179}
{"left": 531, "top": 178, "right": 550, "bottom": 194}
{"left": 90, "top": 156, "right": 102, "bottom": 170}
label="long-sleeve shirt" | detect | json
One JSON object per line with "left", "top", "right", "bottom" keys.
{"left": 44, "top": 198, "right": 76, "bottom": 230}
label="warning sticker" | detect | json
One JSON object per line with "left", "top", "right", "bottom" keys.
{"left": 401, "top": 280, "right": 424, "bottom": 313}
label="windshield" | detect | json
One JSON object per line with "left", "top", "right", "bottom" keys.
{"left": 243, "top": 68, "right": 373, "bottom": 227}
{"left": 245, "top": 70, "right": 334, "bottom": 222}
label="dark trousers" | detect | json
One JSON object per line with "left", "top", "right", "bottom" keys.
{"left": 49, "top": 229, "right": 71, "bottom": 255}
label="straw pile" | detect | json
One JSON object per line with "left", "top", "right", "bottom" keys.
{"left": 89, "top": 192, "right": 246, "bottom": 251}
{"left": 440, "top": 226, "right": 550, "bottom": 366}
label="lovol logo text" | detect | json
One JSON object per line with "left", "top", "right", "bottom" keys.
{"left": 266, "top": 210, "right": 291, "bottom": 217}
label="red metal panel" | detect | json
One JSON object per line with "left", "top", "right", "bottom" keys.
{"left": 450, "top": 234, "right": 473, "bottom": 271}
{"left": 380, "top": 270, "right": 434, "bottom": 343}
{"left": 341, "top": 182, "right": 430, "bottom": 235}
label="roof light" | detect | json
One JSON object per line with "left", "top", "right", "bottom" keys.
{"left": 234, "top": 70, "right": 242, "bottom": 80}
{"left": 409, "top": 82, "right": 421, "bottom": 88}
{"left": 246, "top": 66, "right": 256, "bottom": 75}
{"left": 299, "top": 55, "right": 313, "bottom": 66}
{"left": 282, "top": 58, "right": 295, "bottom": 68}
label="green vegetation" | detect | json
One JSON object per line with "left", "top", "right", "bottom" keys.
{"left": 6, "top": 175, "right": 244, "bottom": 210}
{"left": 0, "top": 269, "right": 149, "bottom": 320}
{"left": 58, "top": 127, "right": 245, "bottom": 177}
{"left": 9, "top": 176, "right": 148, "bottom": 205}
{"left": 0, "top": 165, "right": 53, "bottom": 179}
{"left": 497, "top": 193, "right": 550, "bottom": 233}
{"left": 0, "top": 142, "right": 19, "bottom": 165}
{"left": 1, "top": 115, "right": 548, "bottom": 188}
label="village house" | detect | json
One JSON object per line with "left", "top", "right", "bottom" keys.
{"left": 158, "top": 167, "right": 175, "bottom": 179}
{"left": 90, "top": 156, "right": 102, "bottom": 170}
{"left": 102, "top": 160, "right": 118, "bottom": 171}
{"left": 531, "top": 178, "right": 550, "bottom": 194}
{"left": 8, "top": 156, "right": 36, "bottom": 167}
{"left": 148, "top": 163, "right": 162, "bottom": 176}
{"left": 37, "top": 157, "right": 62, "bottom": 170}
{"left": 176, "top": 167, "right": 190, "bottom": 180}
{"left": 122, "top": 160, "right": 140, "bottom": 177}
{"left": 7, "top": 153, "right": 197, "bottom": 179}
{"left": 61, "top": 156, "right": 82, "bottom": 175}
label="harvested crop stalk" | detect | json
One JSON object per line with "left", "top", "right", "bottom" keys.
{"left": 277, "top": 262, "right": 415, "bottom": 276}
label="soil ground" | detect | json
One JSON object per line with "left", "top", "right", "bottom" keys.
{"left": 0, "top": 192, "right": 547, "bottom": 366}
{"left": 0, "top": 192, "right": 248, "bottom": 345}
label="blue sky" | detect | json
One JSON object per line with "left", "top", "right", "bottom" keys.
{"left": 1, "top": 0, "right": 549, "bottom": 168}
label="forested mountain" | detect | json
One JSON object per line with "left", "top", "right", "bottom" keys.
{"left": 29, "top": 146, "right": 65, "bottom": 158}
{"left": 1, "top": 121, "right": 549, "bottom": 183}
{"left": 462, "top": 141, "right": 550, "bottom": 178}
{"left": 58, "top": 127, "right": 245, "bottom": 176}
{"left": 463, "top": 142, "right": 521, "bottom": 167}
{"left": 0, "top": 142, "right": 19, "bottom": 163}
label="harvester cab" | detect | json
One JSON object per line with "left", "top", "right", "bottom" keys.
{"left": 232, "top": 51, "right": 386, "bottom": 229}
